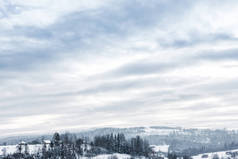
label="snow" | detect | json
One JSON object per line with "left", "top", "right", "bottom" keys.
{"left": 0, "top": 144, "right": 43, "bottom": 156}
{"left": 0, "top": 145, "right": 133, "bottom": 159}
{"left": 28, "top": 144, "right": 43, "bottom": 154}
{"left": 2, "top": 142, "right": 237, "bottom": 159}
{"left": 81, "top": 153, "right": 132, "bottom": 159}
{"left": 43, "top": 140, "right": 51, "bottom": 144}
{"left": 192, "top": 149, "right": 238, "bottom": 159}
{"left": 19, "top": 141, "right": 26, "bottom": 145}
{"left": 150, "top": 145, "right": 169, "bottom": 153}
{"left": 0, "top": 145, "right": 16, "bottom": 155}
{"left": 142, "top": 127, "right": 191, "bottom": 136}
{"left": 143, "top": 127, "right": 178, "bottom": 136}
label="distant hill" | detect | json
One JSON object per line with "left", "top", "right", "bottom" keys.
{"left": 2, "top": 126, "right": 238, "bottom": 155}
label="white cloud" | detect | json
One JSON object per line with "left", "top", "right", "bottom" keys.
{"left": 0, "top": 0, "right": 111, "bottom": 28}
{"left": 1, "top": 0, "right": 238, "bottom": 136}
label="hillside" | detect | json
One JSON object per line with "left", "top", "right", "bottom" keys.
{"left": 192, "top": 149, "right": 238, "bottom": 159}
{"left": 1, "top": 126, "right": 238, "bottom": 155}
{"left": 76, "top": 126, "right": 238, "bottom": 154}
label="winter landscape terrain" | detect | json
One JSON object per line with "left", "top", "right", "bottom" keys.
{"left": 1, "top": 127, "right": 238, "bottom": 159}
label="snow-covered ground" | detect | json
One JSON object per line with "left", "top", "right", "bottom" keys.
{"left": 82, "top": 153, "right": 132, "bottom": 159}
{"left": 143, "top": 127, "right": 180, "bottom": 136}
{"left": 2, "top": 142, "right": 238, "bottom": 159}
{"left": 0, "top": 145, "right": 141, "bottom": 159}
{"left": 150, "top": 145, "right": 169, "bottom": 153}
{"left": 0, "top": 144, "right": 43, "bottom": 156}
{"left": 192, "top": 149, "right": 238, "bottom": 159}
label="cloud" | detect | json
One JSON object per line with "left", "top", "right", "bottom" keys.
{"left": 197, "top": 48, "right": 238, "bottom": 61}
{"left": 161, "top": 33, "right": 238, "bottom": 48}
{"left": 1, "top": 0, "right": 238, "bottom": 137}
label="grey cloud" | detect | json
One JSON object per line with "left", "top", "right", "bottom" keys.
{"left": 197, "top": 49, "right": 238, "bottom": 61}
{"left": 0, "top": 0, "right": 194, "bottom": 72}
{"left": 0, "top": 1, "right": 159, "bottom": 71}
{"left": 1, "top": 0, "right": 238, "bottom": 136}
{"left": 103, "top": 60, "right": 182, "bottom": 78}
{"left": 101, "top": 48, "right": 238, "bottom": 78}
{"left": 92, "top": 100, "right": 147, "bottom": 113}
{"left": 38, "top": 74, "right": 189, "bottom": 98}
{"left": 186, "top": 78, "right": 238, "bottom": 96}
{"left": 0, "top": 0, "right": 23, "bottom": 18}
{"left": 0, "top": 49, "right": 56, "bottom": 71}
{"left": 161, "top": 33, "right": 238, "bottom": 48}
{"left": 111, "top": 62, "right": 176, "bottom": 76}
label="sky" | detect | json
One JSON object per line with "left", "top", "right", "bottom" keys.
{"left": 0, "top": 0, "right": 238, "bottom": 137}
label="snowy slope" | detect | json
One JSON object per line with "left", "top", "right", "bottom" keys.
{"left": 150, "top": 145, "right": 169, "bottom": 153}
{"left": 140, "top": 127, "right": 181, "bottom": 135}
{"left": 192, "top": 149, "right": 238, "bottom": 159}
{"left": 0, "top": 145, "right": 16, "bottom": 155}
{"left": 0, "top": 144, "right": 43, "bottom": 155}
{"left": 82, "top": 153, "right": 132, "bottom": 159}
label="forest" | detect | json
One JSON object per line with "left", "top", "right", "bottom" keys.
{"left": 2, "top": 132, "right": 154, "bottom": 159}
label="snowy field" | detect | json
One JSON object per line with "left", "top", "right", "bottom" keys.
{"left": 0, "top": 145, "right": 141, "bottom": 159}
{"left": 0, "top": 144, "right": 42, "bottom": 155}
{"left": 2, "top": 143, "right": 238, "bottom": 159}
{"left": 192, "top": 149, "right": 238, "bottom": 159}
{"left": 143, "top": 127, "right": 181, "bottom": 136}
{"left": 150, "top": 145, "right": 169, "bottom": 153}
{"left": 82, "top": 153, "right": 132, "bottom": 159}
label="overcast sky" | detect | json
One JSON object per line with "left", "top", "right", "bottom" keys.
{"left": 1, "top": 0, "right": 238, "bottom": 137}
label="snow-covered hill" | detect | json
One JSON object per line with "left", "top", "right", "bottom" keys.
{"left": 82, "top": 153, "right": 132, "bottom": 159}
{"left": 192, "top": 149, "right": 238, "bottom": 159}
{"left": 2, "top": 126, "right": 238, "bottom": 155}
{"left": 150, "top": 145, "right": 169, "bottom": 153}
{"left": 0, "top": 144, "right": 42, "bottom": 156}
{"left": 0, "top": 145, "right": 139, "bottom": 159}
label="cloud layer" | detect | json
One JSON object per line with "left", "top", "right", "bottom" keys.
{"left": 1, "top": 0, "right": 238, "bottom": 137}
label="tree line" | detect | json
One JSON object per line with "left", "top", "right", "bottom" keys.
{"left": 2, "top": 132, "right": 153, "bottom": 159}
{"left": 91, "top": 133, "right": 152, "bottom": 156}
